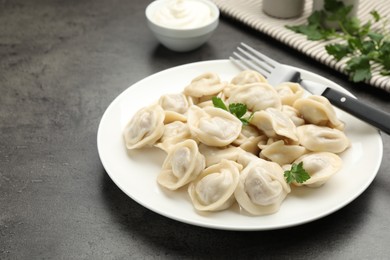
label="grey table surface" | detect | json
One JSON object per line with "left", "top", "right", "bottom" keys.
{"left": 1, "top": 0, "right": 389, "bottom": 259}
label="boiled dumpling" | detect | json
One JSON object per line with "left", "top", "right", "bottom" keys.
{"left": 187, "top": 105, "right": 242, "bottom": 147}
{"left": 230, "top": 70, "right": 267, "bottom": 85}
{"left": 233, "top": 125, "right": 265, "bottom": 155}
{"left": 297, "top": 124, "right": 350, "bottom": 153}
{"left": 196, "top": 99, "right": 214, "bottom": 108}
{"left": 233, "top": 124, "right": 262, "bottom": 146}
{"left": 157, "top": 139, "right": 205, "bottom": 190}
{"left": 250, "top": 107, "right": 298, "bottom": 143}
{"left": 236, "top": 136, "right": 265, "bottom": 155}
{"left": 224, "top": 70, "right": 267, "bottom": 101}
{"left": 291, "top": 152, "right": 342, "bottom": 187}
{"left": 275, "top": 82, "right": 305, "bottom": 106}
{"left": 196, "top": 92, "right": 226, "bottom": 108}
{"left": 198, "top": 144, "right": 243, "bottom": 167}
{"left": 281, "top": 105, "right": 305, "bottom": 127}
{"left": 257, "top": 136, "right": 277, "bottom": 151}
{"left": 227, "top": 82, "right": 282, "bottom": 112}
{"left": 260, "top": 140, "right": 307, "bottom": 165}
{"left": 158, "top": 93, "right": 191, "bottom": 123}
{"left": 123, "top": 104, "right": 165, "bottom": 149}
{"left": 234, "top": 159, "right": 291, "bottom": 215}
{"left": 293, "top": 95, "right": 344, "bottom": 130}
{"left": 154, "top": 121, "right": 192, "bottom": 152}
{"left": 237, "top": 150, "right": 264, "bottom": 168}
{"left": 183, "top": 72, "right": 226, "bottom": 98}
{"left": 188, "top": 159, "right": 242, "bottom": 211}
{"left": 158, "top": 93, "right": 191, "bottom": 114}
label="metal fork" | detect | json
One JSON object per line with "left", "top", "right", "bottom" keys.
{"left": 230, "top": 42, "right": 390, "bottom": 135}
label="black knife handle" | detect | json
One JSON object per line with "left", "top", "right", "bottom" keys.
{"left": 322, "top": 88, "right": 390, "bottom": 135}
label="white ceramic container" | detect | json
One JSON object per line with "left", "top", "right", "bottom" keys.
{"left": 263, "top": 0, "right": 305, "bottom": 19}
{"left": 145, "top": 0, "right": 220, "bottom": 52}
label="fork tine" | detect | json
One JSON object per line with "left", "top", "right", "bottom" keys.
{"left": 229, "top": 54, "right": 248, "bottom": 71}
{"left": 231, "top": 43, "right": 282, "bottom": 79}
{"left": 235, "top": 46, "right": 274, "bottom": 76}
{"left": 230, "top": 51, "right": 271, "bottom": 77}
{"left": 239, "top": 42, "right": 279, "bottom": 68}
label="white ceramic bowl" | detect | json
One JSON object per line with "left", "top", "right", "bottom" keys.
{"left": 145, "top": 0, "right": 220, "bottom": 52}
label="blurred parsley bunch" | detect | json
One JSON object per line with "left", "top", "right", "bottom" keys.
{"left": 286, "top": 0, "right": 390, "bottom": 83}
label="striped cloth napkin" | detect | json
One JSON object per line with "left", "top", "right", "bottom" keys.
{"left": 212, "top": 0, "right": 390, "bottom": 93}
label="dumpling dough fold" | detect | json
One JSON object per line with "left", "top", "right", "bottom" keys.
{"left": 235, "top": 159, "right": 290, "bottom": 215}
{"left": 188, "top": 159, "right": 242, "bottom": 211}
{"left": 187, "top": 105, "right": 242, "bottom": 147}
{"left": 123, "top": 104, "right": 165, "bottom": 149}
{"left": 157, "top": 139, "right": 205, "bottom": 190}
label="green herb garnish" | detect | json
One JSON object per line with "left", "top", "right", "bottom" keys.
{"left": 286, "top": 0, "right": 390, "bottom": 83}
{"left": 284, "top": 162, "right": 311, "bottom": 184}
{"left": 211, "top": 96, "right": 228, "bottom": 111}
{"left": 212, "top": 97, "right": 253, "bottom": 125}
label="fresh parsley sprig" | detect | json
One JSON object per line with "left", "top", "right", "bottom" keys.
{"left": 286, "top": 0, "right": 390, "bottom": 83}
{"left": 212, "top": 97, "right": 253, "bottom": 125}
{"left": 284, "top": 162, "right": 311, "bottom": 184}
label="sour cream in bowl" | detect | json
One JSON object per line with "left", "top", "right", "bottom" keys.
{"left": 146, "top": 0, "right": 220, "bottom": 52}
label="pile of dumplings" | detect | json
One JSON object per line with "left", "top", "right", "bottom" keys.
{"left": 123, "top": 70, "right": 350, "bottom": 216}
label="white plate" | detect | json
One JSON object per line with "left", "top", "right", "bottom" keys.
{"left": 97, "top": 60, "right": 383, "bottom": 231}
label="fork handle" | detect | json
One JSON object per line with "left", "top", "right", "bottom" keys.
{"left": 322, "top": 88, "right": 390, "bottom": 135}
